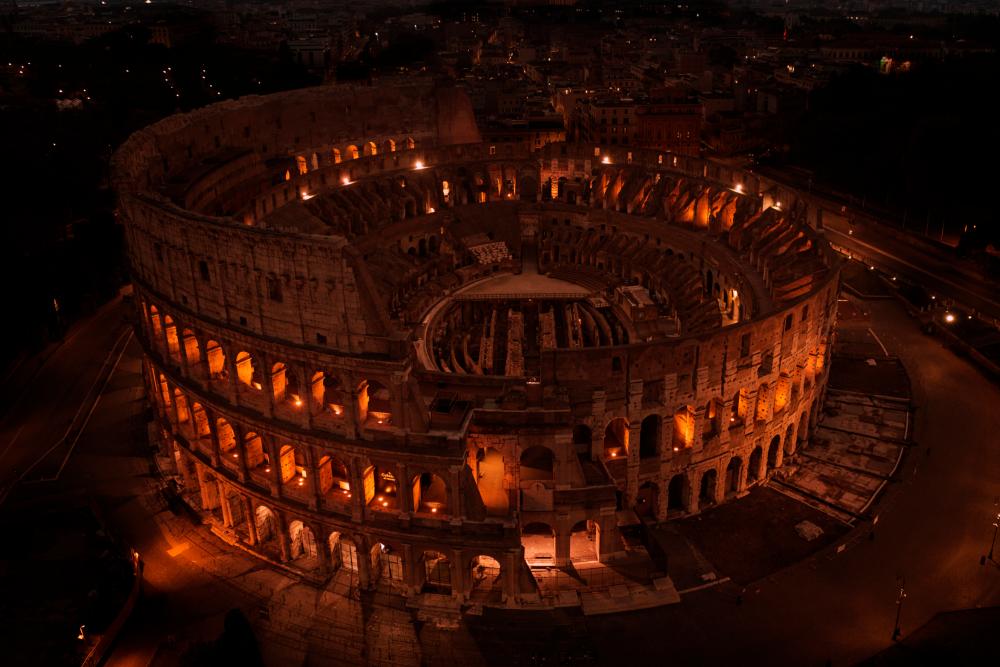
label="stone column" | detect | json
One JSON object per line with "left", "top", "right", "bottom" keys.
{"left": 687, "top": 472, "right": 700, "bottom": 514}
{"left": 206, "top": 408, "right": 222, "bottom": 467}
{"left": 554, "top": 515, "right": 571, "bottom": 567}
{"left": 225, "top": 349, "right": 241, "bottom": 407}
{"left": 355, "top": 535, "right": 372, "bottom": 589}
{"left": 313, "top": 521, "right": 331, "bottom": 573}
{"left": 265, "top": 435, "right": 282, "bottom": 497}
{"left": 349, "top": 458, "right": 365, "bottom": 521}
{"left": 503, "top": 551, "right": 518, "bottom": 602}
{"left": 217, "top": 480, "right": 233, "bottom": 526}
{"left": 243, "top": 495, "right": 258, "bottom": 546}
{"left": 597, "top": 509, "right": 619, "bottom": 563}
{"left": 258, "top": 352, "right": 275, "bottom": 418}
{"left": 690, "top": 407, "right": 706, "bottom": 454}
{"left": 449, "top": 465, "right": 463, "bottom": 521}
{"left": 235, "top": 426, "right": 250, "bottom": 482}
{"left": 299, "top": 362, "right": 314, "bottom": 430}
{"left": 274, "top": 509, "right": 291, "bottom": 562}
{"left": 626, "top": 422, "right": 641, "bottom": 506}
{"left": 306, "top": 446, "right": 321, "bottom": 510}
{"left": 452, "top": 548, "right": 466, "bottom": 602}
{"left": 403, "top": 543, "right": 418, "bottom": 596}
{"left": 398, "top": 463, "right": 412, "bottom": 515}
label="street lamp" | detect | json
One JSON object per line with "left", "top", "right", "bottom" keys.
{"left": 980, "top": 511, "right": 1000, "bottom": 566}
{"left": 892, "top": 578, "right": 906, "bottom": 641}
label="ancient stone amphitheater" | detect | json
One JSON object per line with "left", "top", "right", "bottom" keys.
{"left": 113, "top": 80, "right": 839, "bottom": 611}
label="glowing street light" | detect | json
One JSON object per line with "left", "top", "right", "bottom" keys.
{"left": 601, "top": 156, "right": 611, "bottom": 165}
{"left": 414, "top": 160, "right": 425, "bottom": 170}
{"left": 733, "top": 183, "right": 744, "bottom": 194}
{"left": 980, "top": 511, "right": 1000, "bottom": 565}
{"left": 944, "top": 313, "right": 955, "bottom": 324}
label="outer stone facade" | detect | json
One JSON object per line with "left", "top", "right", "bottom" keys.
{"left": 113, "top": 79, "right": 839, "bottom": 609}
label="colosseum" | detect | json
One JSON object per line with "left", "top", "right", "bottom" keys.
{"left": 112, "top": 79, "right": 839, "bottom": 611}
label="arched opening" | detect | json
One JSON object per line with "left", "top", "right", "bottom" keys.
{"left": 725, "top": 457, "right": 742, "bottom": 497}
{"left": 519, "top": 446, "right": 554, "bottom": 481}
{"left": 327, "top": 531, "right": 343, "bottom": 570}
{"left": 363, "top": 464, "right": 398, "bottom": 510}
{"left": 699, "top": 469, "right": 718, "bottom": 507}
{"left": 603, "top": 417, "right": 629, "bottom": 459}
{"left": 730, "top": 389, "right": 746, "bottom": 428}
{"left": 270, "top": 363, "right": 301, "bottom": 408}
{"left": 182, "top": 329, "right": 201, "bottom": 367}
{"left": 748, "top": 446, "right": 762, "bottom": 483}
{"left": 412, "top": 472, "right": 448, "bottom": 515}
{"left": 422, "top": 550, "right": 452, "bottom": 593}
{"left": 572, "top": 424, "right": 592, "bottom": 456}
{"left": 469, "top": 554, "right": 501, "bottom": 597}
{"left": 206, "top": 340, "right": 226, "bottom": 378}
{"left": 163, "top": 316, "right": 181, "bottom": 363}
{"left": 371, "top": 542, "right": 404, "bottom": 585}
{"left": 703, "top": 398, "right": 720, "bottom": 440}
{"left": 405, "top": 137, "right": 415, "bottom": 150}
{"left": 338, "top": 535, "right": 360, "bottom": 572}
{"left": 767, "top": 435, "right": 781, "bottom": 471}
{"left": 365, "top": 141, "right": 377, "bottom": 156}
{"left": 289, "top": 520, "right": 318, "bottom": 560}
{"left": 244, "top": 432, "right": 266, "bottom": 470}
{"left": 149, "top": 305, "right": 163, "bottom": 340}
{"left": 386, "top": 139, "right": 397, "bottom": 153}
{"left": 217, "top": 418, "right": 236, "bottom": 457}
{"left": 635, "top": 481, "right": 659, "bottom": 519}
{"left": 317, "top": 454, "right": 350, "bottom": 500}
{"left": 347, "top": 144, "right": 359, "bottom": 160}
{"left": 521, "top": 522, "right": 556, "bottom": 564}
{"left": 570, "top": 520, "right": 598, "bottom": 562}
{"left": 173, "top": 389, "right": 190, "bottom": 425}
{"left": 784, "top": 423, "right": 796, "bottom": 457}
{"left": 235, "top": 351, "right": 259, "bottom": 389}
{"left": 639, "top": 415, "right": 660, "bottom": 459}
{"left": 475, "top": 448, "right": 508, "bottom": 516}
{"left": 279, "top": 444, "right": 305, "bottom": 486}
{"left": 673, "top": 405, "right": 694, "bottom": 451}
{"left": 668, "top": 474, "right": 687, "bottom": 513}
{"left": 255, "top": 505, "right": 276, "bottom": 543}
{"left": 358, "top": 379, "right": 391, "bottom": 425}
{"left": 296, "top": 155, "right": 308, "bottom": 175}
{"left": 190, "top": 402, "right": 210, "bottom": 440}
{"left": 331, "top": 148, "right": 341, "bottom": 164}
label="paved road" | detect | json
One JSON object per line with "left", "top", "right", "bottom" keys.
{"left": 0, "top": 297, "right": 130, "bottom": 504}
{"left": 822, "top": 220, "right": 1000, "bottom": 320}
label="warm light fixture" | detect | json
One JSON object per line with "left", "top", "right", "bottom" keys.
{"left": 341, "top": 176, "right": 351, "bottom": 186}
{"left": 601, "top": 156, "right": 611, "bottom": 164}
{"left": 733, "top": 183, "right": 744, "bottom": 193}
{"left": 945, "top": 313, "right": 955, "bottom": 323}
{"left": 431, "top": 507, "right": 438, "bottom": 513}
{"left": 414, "top": 160, "right": 425, "bottom": 169}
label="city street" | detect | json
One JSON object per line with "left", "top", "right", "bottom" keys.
{"left": 0, "top": 297, "right": 131, "bottom": 505}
